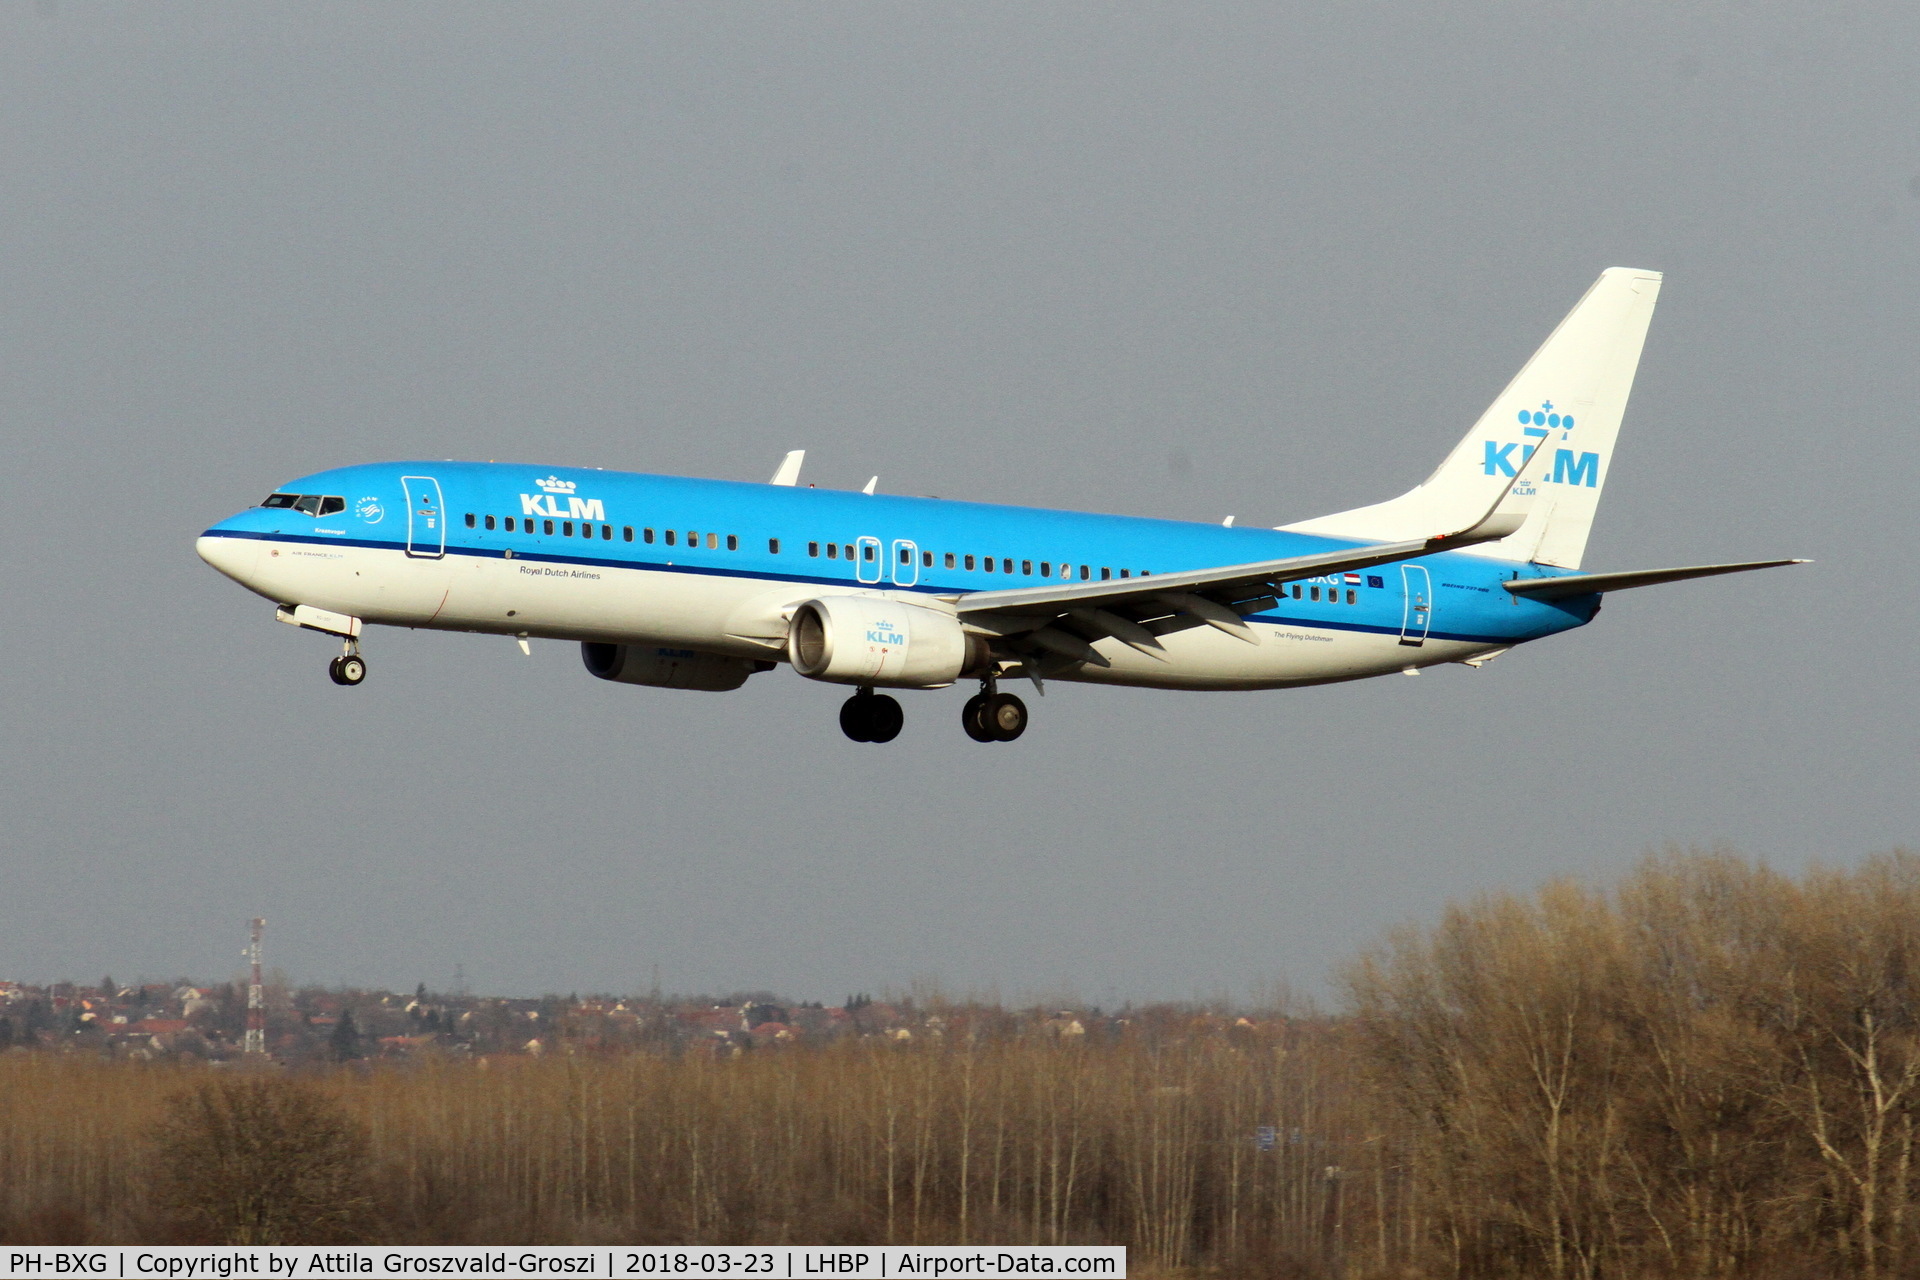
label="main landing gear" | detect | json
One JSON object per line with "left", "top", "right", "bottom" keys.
{"left": 838, "top": 677, "right": 1029, "bottom": 745}
{"left": 327, "top": 640, "right": 367, "bottom": 687}
{"left": 962, "top": 676, "right": 1027, "bottom": 743}
{"left": 840, "top": 689, "right": 903, "bottom": 743}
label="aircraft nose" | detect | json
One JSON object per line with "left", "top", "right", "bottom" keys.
{"left": 196, "top": 532, "right": 261, "bottom": 586}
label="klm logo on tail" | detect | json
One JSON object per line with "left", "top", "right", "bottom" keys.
{"left": 1483, "top": 400, "right": 1600, "bottom": 488}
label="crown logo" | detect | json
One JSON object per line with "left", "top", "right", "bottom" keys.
{"left": 1517, "top": 401, "right": 1575, "bottom": 432}
{"left": 534, "top": 475, "right": 577, "bottom": 494}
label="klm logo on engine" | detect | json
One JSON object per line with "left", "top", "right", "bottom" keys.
{"left": 865, "top": 620, "right": 906, "bottom": 646}
{"left": 1482, "top": 401, "right": 1600, "bottom": 488}
{"left": 520, "top": 476, "right": 605, "bottom": 520}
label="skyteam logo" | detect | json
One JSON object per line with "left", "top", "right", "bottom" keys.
{"left": 1484, "top": 400, "right": 1600, "bottom": 488}
{"left": 521, "top": 474, "right": 605, "bottom": 521}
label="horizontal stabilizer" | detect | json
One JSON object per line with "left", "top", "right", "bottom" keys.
{"left": 1504, "top": 559, "right": 1809, "bottom": 600}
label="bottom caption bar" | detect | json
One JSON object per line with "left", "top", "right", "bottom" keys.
{"left": 0, "top": 1247, "right": 1125, "bottom": 1279}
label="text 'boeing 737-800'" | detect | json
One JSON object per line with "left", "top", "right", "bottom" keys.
{"left": 197, "top": 268, "right": 1803, "bottom": 743}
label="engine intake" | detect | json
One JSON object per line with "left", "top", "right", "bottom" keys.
{"left": 788, "top": 597, "right": 983, "bottom": 688}
{"left": 582, "top": 643, "right": 770, "bottom": 692}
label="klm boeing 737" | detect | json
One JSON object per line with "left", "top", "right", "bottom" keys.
{"left": 197, "top": 268, "right": 1800, "bottom": 743}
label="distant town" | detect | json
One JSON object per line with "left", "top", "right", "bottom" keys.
{"left": 0, "top": 977, "right": 1228, "bottom": 1062}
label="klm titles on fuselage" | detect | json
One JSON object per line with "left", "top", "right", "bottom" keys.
{"left": 519, "top": 493, "right": 607, "bottom": 521}
{"left": 517, "top": 475, "right": 607, "bottom": 522}
{"left": 1482, "top": 400, "right": 1600, "bottom": 487}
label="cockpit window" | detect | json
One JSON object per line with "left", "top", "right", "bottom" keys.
{"left": 263, "top": 493, "right": 346, "bottom": 516}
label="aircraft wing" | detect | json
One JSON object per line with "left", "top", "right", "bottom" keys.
{"left": 1502, "top": 559, "right": 1809, "bottom": 601}
{"left": 947, "top": 437, "right": 1556, "bottom": 665}
{"left": 949, "top": 517, "right": 1526, "bottom": 664}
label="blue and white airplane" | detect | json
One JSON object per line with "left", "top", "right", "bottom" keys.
{"left": 197, "top": 268, "right": 1800, "bottom": 743}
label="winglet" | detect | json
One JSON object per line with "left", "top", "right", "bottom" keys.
{"left": 769, "top": 451, "right": 805, "bottom": 486}
{"left": 862, "top": 476, "right": 879, "bottom": 495}
{"left": 1429, "top": 423, "right": 1556, "bottom": 545}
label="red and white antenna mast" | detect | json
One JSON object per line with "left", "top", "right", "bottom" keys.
{"left": 244, "top": 917, "right": 266, "bottom": 1057}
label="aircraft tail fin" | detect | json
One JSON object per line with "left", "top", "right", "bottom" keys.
{"left": 1280, "top": 267, "right": 1662, "bottom": 568}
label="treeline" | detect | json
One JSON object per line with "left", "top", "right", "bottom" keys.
{"left": 1352, "top": 848, "right": 1920, "bottom": 1279}
{"left": 2, "top": 849, "right": 1918, "bottom": 1279}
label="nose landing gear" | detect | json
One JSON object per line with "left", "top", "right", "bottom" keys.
{"left": 840, "top": 688, "right": 903, "bottom": 743}
{"left": 327, "top": 640, "right": 367, "bottom": 687}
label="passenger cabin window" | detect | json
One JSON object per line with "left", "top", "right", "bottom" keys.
{"left": 843, "top": 544, "right": 854, "bottom": 560}
{"left": 485, "top": 515, "right": 496, "bottom": 531}
{"left": 464, "top": 513, "right": 476, "bottom": 528}
{"left": 1021, "top": 560, "right": 1032, "bottom": 575}
{"left": 1079, "top": 565, "right": 1090, "bottom": 580}
{"left": 769, "top": 538, "right": 781, "bottom": 554}
{"left": 827, "top": 543, "right": 838, "bottom": 559}
{"left": 1041, "top": 562, "right": 1051, "bottom": 577}
{"left": 983, "top": 557, "right": 993, "bottom": 573}
{"left": 1347, "top": 589, "right": 1357, "bottom": 604}
{"left": 543, "top": 520, "right": 554, "bottom": 535}
{"left": 1101, "top": 567, "right": 1111, "bottom": 580}
{"left": 726, "top": 534, "right": 737, "bottom": 550}
{"left": 602, "top": 525, "right": 612, "bottom": 540}
{"left": 506, "top": 517, "right": 517, "bottom": 532}
{"left": 624, "top": 527, "right": 634, "bottom": 542}
{"left": 808, "top": 541, "right": 819, "bottom": 556}
{"left": 708, "top": 533, "right": 720, "bottom": 550}
{"left": 945, "top": 553, "right": 956, "bottom": 569}
{"left": 922, "top": 551, "right": 933, "bottom": 567}
{"left": 964, "top": 555, "right": 975, "bottom": 571}
{"left": 644, "top": 528, "right": 655, "bottom": 544}
{"left": 1310, "top": 586, "right": 1320, "bottom": 601}
{"left": 665, "top": 530, "right": 677, "bottom": 546}
{"left": 563, "top": 521, "right": 574, "bottom": 536}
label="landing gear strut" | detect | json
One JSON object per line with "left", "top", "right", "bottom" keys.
{"left": 962, "top": 675, "right": 1027, "bottom": 743}
{"left": 327, "top": 639, "right": 366, "bottom": 687}
{"left": 840, "top": 688, "right": 903, "bottom": 743}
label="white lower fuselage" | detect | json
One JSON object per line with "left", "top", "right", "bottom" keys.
{"left": 200, "top": 533, "right": 1521, "bottom": 692}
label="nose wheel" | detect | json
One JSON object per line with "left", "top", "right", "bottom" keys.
{"left": 840, "top": 689, "right": 903, "bottom": 743}
{"left": 962, "top": 686, "right": 1027, "bottom": 742}
{"left": 327, "top": 643, "right": 367, "bottom": 687}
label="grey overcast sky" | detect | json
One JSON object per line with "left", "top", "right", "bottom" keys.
{"left": 1, "top": 2, "right": 1913, "bottom": 1003}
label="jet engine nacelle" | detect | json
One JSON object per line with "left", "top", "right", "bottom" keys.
{"left": 582, "top": 642, "right": 770, "bottom": 692}
{"left": 787, "top": 596, "right": 984, "bottom": 688}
